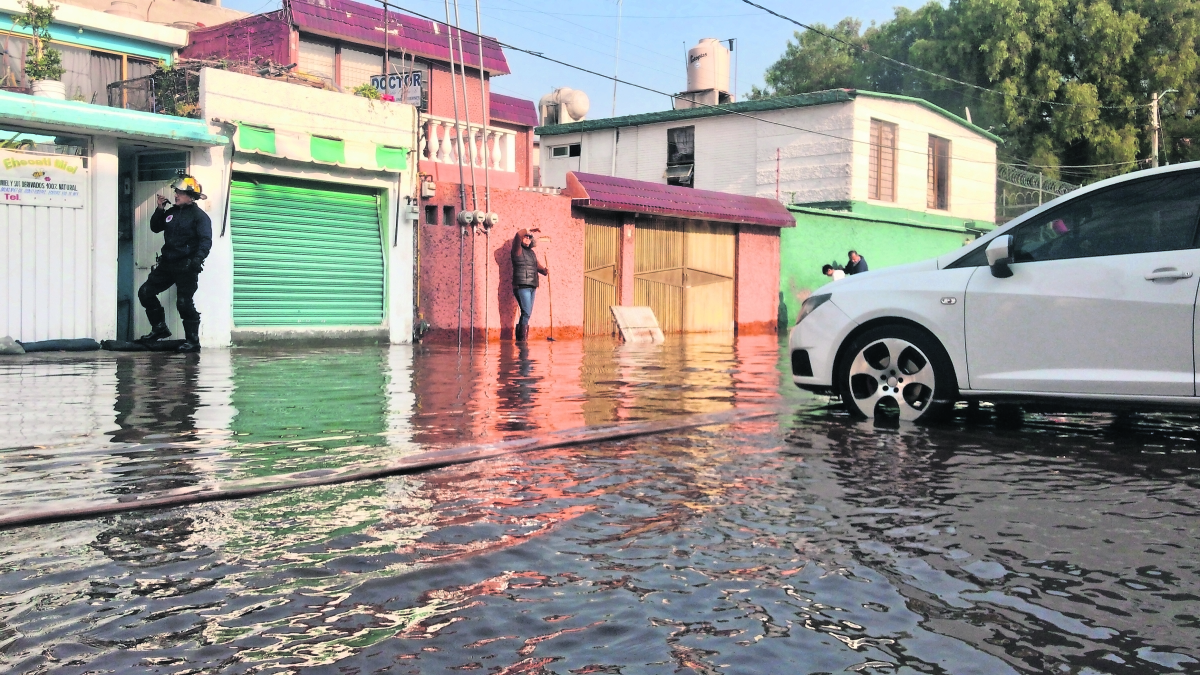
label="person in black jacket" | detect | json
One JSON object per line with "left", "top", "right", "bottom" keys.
{"left": 510, "top": 228, "right": 548, "bottom": 341}
{"left": 137, "top": 175, "right": 212, "bottom": 353}
{"left": 845, "top": 250, "right": 869, "bottom": 275}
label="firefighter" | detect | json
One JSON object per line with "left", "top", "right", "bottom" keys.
{"left": 137, "top": 175, "right": 211, "bottom": 353}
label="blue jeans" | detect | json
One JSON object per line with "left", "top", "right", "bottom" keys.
{"left": 514, "top": 287, "right": 536, "bottom": 332}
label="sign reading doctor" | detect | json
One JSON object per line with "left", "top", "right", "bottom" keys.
{"left": 0, "top": 149, "right": 86, "bottom": 208}
{"left": 370, "top": 70, "right": 424, "bottom": 107}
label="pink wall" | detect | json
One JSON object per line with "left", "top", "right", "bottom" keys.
{"left": 418, "top": 184, "right": 585, "bottom": 342}
{"left": 181, "top": 12, "right": 293, "bottom": 64}
{"left": 735, "top": 224, "right": 782, "bottom": 335}
{"left": 428, "top": 63, "right": 489, "bottom": 124}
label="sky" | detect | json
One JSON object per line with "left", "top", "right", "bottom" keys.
{"left": 219, "top": 0, "right": 920, "bottom": 118}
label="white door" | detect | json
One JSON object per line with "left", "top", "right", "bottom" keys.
{"left": 965, "top": 170, "right": 1200, "bottom": 397}
{"left": 132, "top": 152, "right": 188, "bottom": 338}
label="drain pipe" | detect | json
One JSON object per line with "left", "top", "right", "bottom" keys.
{"left": 443, "top": 0, "right": 468, "bottom": 348}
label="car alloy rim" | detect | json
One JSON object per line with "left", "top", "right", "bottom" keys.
{"left": 847, "top": 338, "right": 936, "bottom": 421}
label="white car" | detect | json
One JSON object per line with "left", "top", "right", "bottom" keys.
{"left": 789, "top": 162, "right": 1200, "bottom": 421}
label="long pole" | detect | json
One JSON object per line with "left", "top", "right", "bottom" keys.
{"left": 611, "top": 0, "right": 622, "bottom": 117}
{"left": 475, "top": 0, "right": 491, "bottom": 345}
{"left": 444, "top": 0, "right": 467, "bottom": 348}
{"left": 452, "top": 0, "right": 479, "bottom": 345}
{"left": 1151, "top": 91, "right": 1160, "bottom": 168}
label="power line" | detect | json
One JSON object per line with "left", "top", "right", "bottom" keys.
{"left": 737, "top": 0, "right": 1153, "bottom": 112}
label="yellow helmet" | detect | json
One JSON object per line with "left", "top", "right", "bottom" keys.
{"left": 170, "top": 175, "right": 206, "bottom": 199}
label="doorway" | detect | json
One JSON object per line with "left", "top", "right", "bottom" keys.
{"left": 634, "top": 219, "right": 735, "bottom": 333}
{"left": 583, "top": 215, "right": 620, "bottom": 336}
{"left": 120, "top": 150, "right": 189, "bottom": 340}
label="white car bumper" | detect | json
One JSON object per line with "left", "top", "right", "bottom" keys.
{"left": 788, "top": 299, "right": 858, "bottom": 390}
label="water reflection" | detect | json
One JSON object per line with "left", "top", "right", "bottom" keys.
{"left": 4, "top": 340, "right": 1196, "bottom": 673}
{"left": 0, "top": 337, "right": 787, "bottom": 512}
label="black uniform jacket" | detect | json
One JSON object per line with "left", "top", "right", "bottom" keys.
{"left": 151, "top": 202, "right": 213, "bottom": 263}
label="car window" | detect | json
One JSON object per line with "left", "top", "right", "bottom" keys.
{"left": 1011, "top": 171, "right": 1200, "bottom": 263}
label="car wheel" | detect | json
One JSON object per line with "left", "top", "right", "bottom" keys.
{"left": 838, "top": 325, "right": 957, "bottom": 422}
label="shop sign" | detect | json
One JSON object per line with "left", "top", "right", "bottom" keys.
{"left": 370, "top": 71, "right": 424, "bottom": 106}
{"left": 0, "top": 150, "right": 86, "bottom": 208}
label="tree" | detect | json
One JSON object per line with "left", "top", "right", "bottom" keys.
{"left": 752, "top": 0, "right": 1200, "bottom": 181}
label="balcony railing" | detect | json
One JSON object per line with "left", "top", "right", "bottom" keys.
{"left": 419, "top": 114, "right": 516, "bottom": 173}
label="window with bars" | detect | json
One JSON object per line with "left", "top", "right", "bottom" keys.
{"left": 868, "top": 119, "right": 896, "bottom": 202}
{"left": 927, "top": 135, "right": 950, "bottom": 210}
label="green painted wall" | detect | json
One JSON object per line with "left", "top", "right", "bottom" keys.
{"left": 779, "top": 201, "right": 992, "bottom": 325}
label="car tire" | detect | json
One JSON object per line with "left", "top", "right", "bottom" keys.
{"left": 836, "top": 325, "right": 957, "bottom": 422}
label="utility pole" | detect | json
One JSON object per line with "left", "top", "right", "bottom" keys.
{"left": 611, "top": 0, "right": 622, "bottom": 117}
{"left": 1152, "top": 91, "right": 1160, "bottom": 168}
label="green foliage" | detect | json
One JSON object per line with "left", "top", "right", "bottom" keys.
{"left": 752, "top": 0, "right": 1200, "bottom": 180}
{"left": 352, "top": 83, "right": 382, "bottom": 100}
{"left": 13, "top": 0, "right": 63, "bottom": 82}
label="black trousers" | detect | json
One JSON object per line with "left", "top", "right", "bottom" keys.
{"left": 138, "top": 259, "right": 201, "bottom": 323}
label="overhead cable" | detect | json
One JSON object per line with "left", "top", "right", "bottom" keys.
{"left": 737, "top": 0, "right": 1153, "bottom": 111}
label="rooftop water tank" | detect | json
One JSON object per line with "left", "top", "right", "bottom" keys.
{"left": 539, "top": 87, "right": 590, "bottom": 125}
{"left": 686, "top": 38, "right": 730, "bottom": 95}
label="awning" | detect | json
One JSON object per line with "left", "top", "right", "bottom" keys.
{"left": 564, "top": 171, "right": 795, "bottom": 228}
{"left": 234, "top": 122, "right": 408, "bottom": 172}
{"left": 0, "top": 91, "right": 227, "bottom": 146}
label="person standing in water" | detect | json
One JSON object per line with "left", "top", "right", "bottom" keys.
{"left": 137, "top": 175, "right": 211, "bottom": 352}
{"left": 510, "top": 228, "right": 548, "bottom": 341}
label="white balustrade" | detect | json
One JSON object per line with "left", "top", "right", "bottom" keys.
{"left": 419, "top": 114, "right": 517, "bottom": 173}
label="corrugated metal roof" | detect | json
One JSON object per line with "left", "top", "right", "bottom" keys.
{"left": 537, "top": 88, "right": 1002, "bottom": 143}
{"left": 489, "top": 93, "right": 537, "bottom": 127}
{"left": 288, "top": 0, "right": 510, "bottom": 75}
{"left": 565, "top": 172, "right": 795, "bottom": 228}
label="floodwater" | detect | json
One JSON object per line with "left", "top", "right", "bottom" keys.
{"left": 1, "top": 336, "right": 1198, "bottom": 674}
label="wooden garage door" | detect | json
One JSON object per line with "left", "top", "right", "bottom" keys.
{"left": 584, "top": 216, "right": 620, "bottom": 336}
{"left": 634, "top": 219, "right": 735, "bottom": 333}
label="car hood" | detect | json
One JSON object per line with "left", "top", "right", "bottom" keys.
{"left": 822, "top": 259, "right": 941, "bottom": 291}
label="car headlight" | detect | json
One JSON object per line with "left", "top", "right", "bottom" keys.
{"left": 795, "top": 294, "right": 831, "bottom": 325}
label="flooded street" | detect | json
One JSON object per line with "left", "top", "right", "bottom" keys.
{"left": 1, "top": 337, "right": 1198, "bottom": 674}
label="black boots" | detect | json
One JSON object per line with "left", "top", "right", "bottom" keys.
{"left": 515, "top": 324, "right": 528, "bottom": 341}
{"left": 138, "top": 308, "right": 171, "bottom": 342}
{"left": 178, "top": 320, "right": 201, "bottom": 353}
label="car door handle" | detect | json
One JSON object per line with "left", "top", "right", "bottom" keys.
{"left": 1145, "top": 269, "right": 1193, "bottom": 280}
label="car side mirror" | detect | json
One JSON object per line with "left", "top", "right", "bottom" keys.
{"left": 986, "top": 235, "right": 1014, "bottom": 278}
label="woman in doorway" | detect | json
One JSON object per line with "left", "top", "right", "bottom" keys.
{"left": 510, "top": 228, "right": 548, "bottom": 341}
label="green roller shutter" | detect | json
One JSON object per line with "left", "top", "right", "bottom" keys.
{"left": 230, "top": 175, "right": 385, "bottom": 326}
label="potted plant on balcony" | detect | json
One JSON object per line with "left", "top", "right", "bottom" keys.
{"left": 14, "top": 0, "right": 64, "bottom": 99}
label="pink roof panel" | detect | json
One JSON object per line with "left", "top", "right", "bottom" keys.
{"left": 489, "top": 93, "right": 538, "bottom": 127}
{"left": 288, "top": 0, "right": 510, "bottom": 75}
{"left": 565, "top": 172, "right": 795, "bottom": 228}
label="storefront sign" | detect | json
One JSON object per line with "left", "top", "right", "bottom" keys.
{"left": 0, "top": 150, "right": 86, "bottom": 208}
{"left": 370, "top": 71, "right": 424, "bottom": 106}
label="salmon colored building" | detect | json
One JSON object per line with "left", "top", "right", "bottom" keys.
{"left": 417, "top": 172, "right": 793, "bottom": 343}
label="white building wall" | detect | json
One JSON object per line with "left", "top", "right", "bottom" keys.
{"left": 0, "top": 161, "right": 95, "bottom": 343}
{"left": 851, "top": 97, "right": 996, "bottom": 223}
{"left": 199, "top": 69, "right": 419, "bottom": 345}
{"left": 537, "top": 98, "right": 994, "bottom": 221}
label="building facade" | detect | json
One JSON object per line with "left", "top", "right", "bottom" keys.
{"left": 0, "top": 0, "right": 419, "bottom": 347}
{"left": 536, "top": 88, "right": 1001, "bottom": 327}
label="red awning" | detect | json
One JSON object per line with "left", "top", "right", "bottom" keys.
{"left": 564, "top": 172, "right": 794, "bottom": 228}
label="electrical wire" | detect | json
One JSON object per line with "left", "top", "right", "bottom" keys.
{"left": 737, "top": 0, "right": 1154, "bottom": 112}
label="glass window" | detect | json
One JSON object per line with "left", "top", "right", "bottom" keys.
{"left": 1012, "top": 171, "right": 1200, "bottom": 263}
{"left": 0, "top": 124, "right": 88, "bottom": 158}
{"left": 0, "top": 34, "right": 28, "bottom": 89}
{"left": 298, "top": 38, "right": 336, "bottom": 85}
{"left": 869, "top": 119, "right": 896, "bottom": 202}
{"left": 341, "top": 45, "right": 382, "bottom": 90}
{"left": 667, "top": 126, "right": 694, "bottom": 166}
{"left": 927, "top": 135, "right": 950, "bottom": 210}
